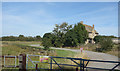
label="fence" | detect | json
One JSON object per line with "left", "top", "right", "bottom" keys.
{"left": 1, "top": 54, "right": 120, "bottom": 71}
{"left": 26, "top": 54, "right": 120, "bottom": 71}
{"left": 1, "top": 55, "right": 19, "bottom": 68}
{"left": 1, "top": 54, "right": 26, "bottom": 71}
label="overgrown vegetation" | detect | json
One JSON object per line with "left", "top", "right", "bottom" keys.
{"left": 94, "top": 35, "right": 114, "bottom": 52}
{"left": 2, "top": 41, "right": 87, "bottom": 70}
{"left": 42, "top": 22, "right": 88, "bottom": 48}
{"left": 2, "top": 41, "right": 45, "bottom": 56}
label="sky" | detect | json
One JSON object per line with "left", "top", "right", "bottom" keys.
{"left": 2, "top": 2, "right": 118, "bottom": 37}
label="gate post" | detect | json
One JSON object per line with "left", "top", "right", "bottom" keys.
{"left": 19, "top": 54, "right": 26, "bottom": 71}
{"left": 76, "top": 67, "right": 78, "bottom": 71}
{"left": 36, "top": 64, "right": 38, "bottom": 71}
{"left": 50, "top": 57, "right": 52, "bottom": 71}
{"left": 80, "top": 60, "right": 83, "bottom": 71}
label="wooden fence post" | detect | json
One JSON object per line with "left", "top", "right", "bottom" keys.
{"left": 80, "top": 60, "right": 82, "bottom": 71}
{"left": 76, "top": 67, "right": 78, "bottom": 71}
{"left": 36, "top": 64, "right": 38, "bottom": 71}
{"left": 19, "top": 54, "right": 26, "bottom": 71}
{"left": 50, "top": 57, "right": 52, "bottom": 71}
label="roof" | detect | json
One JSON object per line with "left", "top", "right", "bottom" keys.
{"left": 82, "top": 24, "right": 98, "bottom": 34}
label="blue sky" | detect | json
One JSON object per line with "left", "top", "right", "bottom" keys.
{"left": 2, "top": 2, "right": 118, "bottom": 37}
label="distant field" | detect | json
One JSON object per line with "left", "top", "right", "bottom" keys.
{"left": 2, "top": 41, "right": 87, "bottom": 70}
{"left": 2, "top": 41, "right": 42, "bottom": 56}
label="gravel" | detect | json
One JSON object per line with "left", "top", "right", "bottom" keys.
{"left": 50, "top": 47, "right": 120, "bottom": 70}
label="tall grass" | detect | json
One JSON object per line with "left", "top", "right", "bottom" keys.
{"left": 2, "top": 41, "right": 88, "bottom": 70}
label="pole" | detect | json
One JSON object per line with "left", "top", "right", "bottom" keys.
{"left": 50, "top": 57, "right": 52, "bottom": 71}
{"left": 19, "top": 54, "right": 26, "bottom": 71}
{"left": 76, "top": 67, "right": 78, "bottom": 71}
{"left": 36, "top": 64, "right": 38, "bottom": 71}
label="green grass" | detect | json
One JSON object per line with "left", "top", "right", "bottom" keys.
{"left": 26, "top": 49, "right": 80, "bottom": 69}
{"left": 2, "top": 41, "right": 86, "bottom": 70}
{"left": 2, "top": 41, "right": 44, "bottom": 56}
{"left": 55, "top": 49, "right": 76, "bottom": 57}
{"left": 2, "top": 41, "right": 119, "bottom": 71}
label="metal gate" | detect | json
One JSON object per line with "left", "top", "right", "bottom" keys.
{"left": 3, "top": 56, "right": 19, "bottom": 68}
{"left": 26, "top": 54, "right": 120, "bottom": 71}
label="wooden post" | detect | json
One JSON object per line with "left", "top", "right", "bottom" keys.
{"left": 50, "top": 57, "right": 52, "bottom": 71}
{"left": 19, "top": 54, "right": 26, "bottom": 71}
{"left": 36, "top": 64, "right": 38, "bottom": 71}
{"left": 80, "top": 60, "right": 82, "bottom": 71}
{"left": 82, "top": 60, "right": 84, "bottom": 71}
{"left": 76, "top": 67, "right": 78, "bottom": 71}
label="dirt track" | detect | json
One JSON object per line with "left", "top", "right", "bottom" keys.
{"left": 50, "top": 47, "right": 120, "bottom": 70}
{"left": 30, "top": 45, "right": 120, "bottom": 70}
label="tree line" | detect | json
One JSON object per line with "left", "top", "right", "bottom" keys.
{"left": 1, "top": 35, "right": 42, "bottom": 41}
{"left": 1, "top": 21, "right": 117, "bottom": 51}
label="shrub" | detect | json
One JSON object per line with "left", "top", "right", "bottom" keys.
{"left": 42, "top": 33, "right": 54, "bottom": 50}
{"left": 99, "top": 37, "right": 114, "bottom": 52}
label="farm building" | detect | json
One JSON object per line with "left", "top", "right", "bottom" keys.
{"left": 80, "top": 21, "right": 99, "bottom": 44}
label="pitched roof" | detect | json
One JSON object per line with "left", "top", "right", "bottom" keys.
{"left": 82, "top": 24, "right": 98, "bottom": 34}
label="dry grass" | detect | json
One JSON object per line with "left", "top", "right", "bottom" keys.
{"left": 106, "top": 44, "right": 119, "bottom": 57}
{"left": 52, "top": 51, "right": 89, "bottom": 69}
{"left": 2, "top": 41, "right": 89, "bottom": 70}
{"left": 64, "top": 43, "right": 119, "bottom": 57}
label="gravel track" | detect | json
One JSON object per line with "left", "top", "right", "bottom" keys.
{"left": 30, "top": 45, "right": 120, "bottom": 70}
{"left": 50, "top": 47, "right": 120, "bottom": 70}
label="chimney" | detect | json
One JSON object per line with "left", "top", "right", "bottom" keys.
{"left": 80, "top": 21, "right": 83, "bottom": 24}
{"left": 93, "top": 24, "right": 94, "bottom": 29}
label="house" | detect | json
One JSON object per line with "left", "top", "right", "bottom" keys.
{"left": 80, "top": 21, "right": 99, "bottom": 44}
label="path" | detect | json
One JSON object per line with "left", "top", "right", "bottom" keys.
{"left": 30, "top": 45, "right": 120, "bottom": 70}
{"left": 50, "top": 47, "right": 119, "bottom": 70}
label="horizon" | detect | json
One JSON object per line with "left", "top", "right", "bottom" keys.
{"left": 2, "top": 2, "right": 118, "bottom": 37}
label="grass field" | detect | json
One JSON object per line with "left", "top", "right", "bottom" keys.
{"left": 2, "top": 41, "right": 87, "bottom": 70}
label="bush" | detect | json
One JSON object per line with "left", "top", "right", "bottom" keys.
{"left": 99, "top": 37, "right": 113, "bottom": 52}
{"left": 63, "top": 30, "right": 78, "bottom": 47}
{"left": 42, "top": 33, "right": 54, "bottom": 50}
{"left": 54, "top": 37, "right": 63, "bottom": 47}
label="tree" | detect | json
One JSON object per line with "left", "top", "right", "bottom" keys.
{"left": 53, "top": 22, "right": 72, "bottom": 47}
{"left": 64, "top": 30, "right": 78, "bottom": 47}
{"left": 73, "top": 22, "right": 88, "bottom": 44}
{"left": 42, "top": 22, "right": 88, "bottom": 48}
{"left": 18, "top": 35, "right": 25, "bottom": 41}
{"left": 2, "top": 36, "right": 17, "bottom": 41}
{"left": 35, "top": 35, "right": 42, "bottom": 41}
{"left": 42, "top": 33, "right": 54, "bottom": 49}
{"left": 2, "top": 35, "right": 42, "bottom": 41}
{"left": 63, "top": 22, "right": 88, "bottom": 47}
{"left": 53, "top": 22, "right": 72, "bottom": 36}
{"left": 94, "top": 36, "right": 102, "bottom": 43}
{"left": 26, "top": 36, "right": 35, "bottom": 41}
